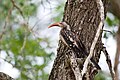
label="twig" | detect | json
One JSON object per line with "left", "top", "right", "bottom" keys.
{"left": 19, "top": 30, "right": 27, "bottom": 54}
{"left": 0, "top": 11, "right": 16, "bottom": 68}
{"left": 0, "top": 55, "right": 14, "bottom": 68}
{"left": 0, "top": 7, "right": 13, "bottom": 41}
{"left": 82, "top": 0, "right": 104, "bottom": 76}
{"left": 0, "top": 21, "right": 7, "bottom": 40}
{"left": 10, "top": 0, "right": 25, "bottom": 18}
{"left": 0, "top": 50, "right": 16, "bottom": 68}
{"left": 103, "top": 29, "right": 113, "bottom": 34}
{"left": 102, "top": 46, "right": 115, "bottom": 80}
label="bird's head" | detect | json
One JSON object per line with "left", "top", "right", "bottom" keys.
{"left": 48, "top": 22, "right": 70, "bottom": 30}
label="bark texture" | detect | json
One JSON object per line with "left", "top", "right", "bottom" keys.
{"left": 49, "top": 0, "right": 108, "bottom": 80}
{"left": 0, "top": 72, "right": 15, "bottom": 80}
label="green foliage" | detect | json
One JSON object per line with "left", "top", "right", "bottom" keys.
{"left": 1, "top": 27, "right": 53, "bottom": 80}
{"left": 106, "top": 16, "right": 119, "bottom": 27}
{"left": 103, "top": 14, "right": 119, "bottom": 39}
{"left": 53, "top": 1, "right": 65, "bottom": 22}
{"left": 17, "top": 0, "right": 37, "bottom": 16}
{"left": 0, "top": 0, "right": 12, "bottom": 22}
{"left": 0, "top": 0, "right": 54, "bottom": 80}
{"left": 94, "top": 71, "right": 112, "bottom": 80}
{"left": 0, "top": 0, "right": 37, "bottom": 25}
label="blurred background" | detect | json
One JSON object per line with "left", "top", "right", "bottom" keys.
{"left": 0, "top": 0, "right": 119, "bottom": 80}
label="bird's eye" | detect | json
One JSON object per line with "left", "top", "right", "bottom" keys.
{"left": 59, "top": 22, "right": 62, "bottom": 25}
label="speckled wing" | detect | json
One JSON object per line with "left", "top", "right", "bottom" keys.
{"left": 60, "top": 28, "right": 101, "bottom": 70}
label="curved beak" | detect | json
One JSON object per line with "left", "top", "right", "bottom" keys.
{"left": 48, "top": 22, "right": 61, "bottom": 28}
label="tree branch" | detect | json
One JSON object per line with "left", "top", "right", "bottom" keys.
{"left": 10, "top": 0, "right": 24, "bottom": 18}
{"left": 82, "top": 0, "right": 104, "bottom": 76}
{"left": 0, "top": 7, "right": 13, "bottom": 41}
{"left": 102, "top": 46, "right": 115, "bottom": 80}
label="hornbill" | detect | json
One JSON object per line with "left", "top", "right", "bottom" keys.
{"left": 48, "top": 22, "right": 101, "bottom": 70}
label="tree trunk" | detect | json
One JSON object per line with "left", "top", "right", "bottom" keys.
{"left": 0, "top": 72, "right": 15, "bottom": 80}
{"left": 109, "top": 0, "right": 120, "bottom": 19}
{"left": 49, "top": 0, "right": 108, "bottom": 80}
{"left": 114, "top": 23, "right": 120, "bottom": 80}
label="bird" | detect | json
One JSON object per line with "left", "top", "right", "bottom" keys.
{"left": 48, "top": 22, "right": 101, "bottom": 70}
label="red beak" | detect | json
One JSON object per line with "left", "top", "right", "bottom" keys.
{"left": 48, "top": 22, "right": 60, "bottom": 28}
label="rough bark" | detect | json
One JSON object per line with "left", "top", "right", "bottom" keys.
{"left": 49, "top": 0, "right": 108, "bottom": 80}
{"left": 0, "top": 72, "right": 15, "bottom": 80}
